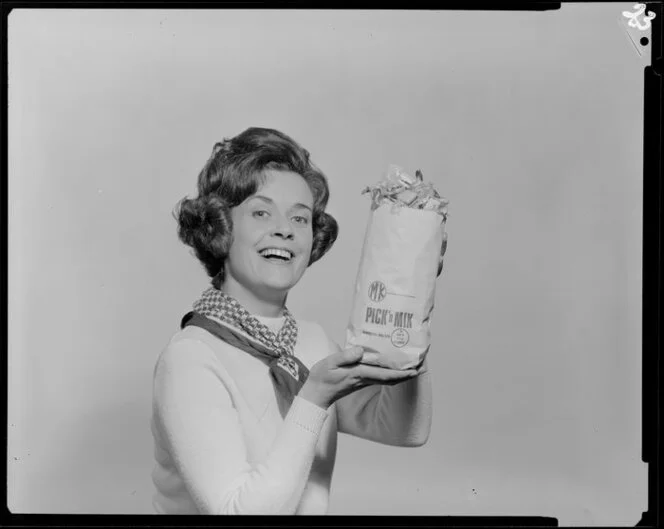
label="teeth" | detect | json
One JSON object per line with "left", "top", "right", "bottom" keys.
{"left": 260, "top": 248, "right": 292, "bottom": 260}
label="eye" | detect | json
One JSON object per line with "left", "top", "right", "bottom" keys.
{"left": 253, "top": 210, "right": 269, "bottom": 218}
{"left": 292, "top": 215, "right": 309, "bottom": 225}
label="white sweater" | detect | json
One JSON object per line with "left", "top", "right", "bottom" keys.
{"left": 150, "top": 314, "right": 432, "bottom": 515}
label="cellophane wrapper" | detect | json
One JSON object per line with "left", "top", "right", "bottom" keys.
{"left": 345, "top": 165, "right": 449, "bottom": 370}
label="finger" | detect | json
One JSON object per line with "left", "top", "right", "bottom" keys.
{"left": 380, "top": 378, "right": 410, "bottom": 387}
{"left": 335, "top": 346, "right": 364, "bottom": 367}
{"left": 411, "top": 356, "right": 425, "bottom": 371}
{"left": 382, "top": 372, "right": 421, "bottom": 386}
{"left": 376, "top": 371, "right": 419, "bottom": 385}
{"left": 356, "top": 365, "right": 418, "bottom": 383}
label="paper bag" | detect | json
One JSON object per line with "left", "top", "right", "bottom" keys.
{"left": 345, "top": 165, "right": 448, "bottom": 370}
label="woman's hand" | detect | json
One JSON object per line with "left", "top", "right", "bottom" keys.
{"left": 298, "top": 346, "right": 420, "bottom": 410}
{"left": 436, "top": 231, "right": 449, "bottom": 277}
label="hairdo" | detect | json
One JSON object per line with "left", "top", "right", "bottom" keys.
{"left": 174, "top": 127, "right": 338, "bottom": 289}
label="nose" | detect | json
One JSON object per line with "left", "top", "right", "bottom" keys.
{"left": 271, "top": 212, "right": 294, "bottom": 239}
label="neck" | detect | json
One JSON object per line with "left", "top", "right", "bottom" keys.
{"left": 219, "top": 278, "right": 287, "bottom": 318}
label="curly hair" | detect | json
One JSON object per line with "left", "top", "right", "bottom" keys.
{"left": 174, "top": 127, "right": 339, "bottom": 289}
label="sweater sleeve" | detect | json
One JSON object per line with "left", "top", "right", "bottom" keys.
{"left": 152, "top": 337, "right": 329, "bottom": 515}
{"left": 328, "top": 334, "right": 433, "bottom": 447}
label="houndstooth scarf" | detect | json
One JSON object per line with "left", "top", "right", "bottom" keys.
{"left": 180, "top": 287, "right": 309, "bottom": 407}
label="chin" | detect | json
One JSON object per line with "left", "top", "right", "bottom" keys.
{"left": 254, "top": 258, "right": 308, "bottom": 293}
{"left": 264, "top": 278, "right": 299, "bottom": 293}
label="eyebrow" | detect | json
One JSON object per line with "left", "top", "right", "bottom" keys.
{"left": 251, "top": 195, "right": 312, "bottom": 212}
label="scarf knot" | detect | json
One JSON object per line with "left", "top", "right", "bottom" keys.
{"left": 181, "top": 287, "right": 309, "bottom": 409}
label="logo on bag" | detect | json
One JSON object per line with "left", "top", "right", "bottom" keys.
{"left": 368, "top": 281, "right": 387, "bottom": 302}
{"left": 391, "top": 328, "right": 409, "bottom": 348}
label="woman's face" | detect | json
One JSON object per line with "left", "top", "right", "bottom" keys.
{"left": 224, "top": 169, "right": 315, "bottom": 300}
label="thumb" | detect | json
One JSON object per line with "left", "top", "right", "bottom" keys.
{"left": 336, "top": 346, "right": 364, "bottom": 366}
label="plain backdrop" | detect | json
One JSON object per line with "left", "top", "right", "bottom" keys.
{"left": 8, "top": 5, "right": 649, "bottom": 525}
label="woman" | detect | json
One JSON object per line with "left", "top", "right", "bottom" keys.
{"left": 150, "top": 127, "right": 447, "bottom": 515}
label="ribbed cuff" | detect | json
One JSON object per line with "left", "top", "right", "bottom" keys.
{"left": 287, "top": 395, "right": 330, "bottom": 435}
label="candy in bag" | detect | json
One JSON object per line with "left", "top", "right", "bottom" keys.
{"left": 345, "top": 165, "right": 449, "bottom": 370}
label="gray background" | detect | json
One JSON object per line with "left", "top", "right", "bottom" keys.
{"left": 8, "top": 5, "right": 649, "bottom": 525}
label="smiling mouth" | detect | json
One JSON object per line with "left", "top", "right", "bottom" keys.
{"left": 259, "top": 248, "right": 294, "bottom": 264}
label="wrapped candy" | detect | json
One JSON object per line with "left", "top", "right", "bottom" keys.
{"left": 345, "top": 165, "right": 449, "bottom": 370}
